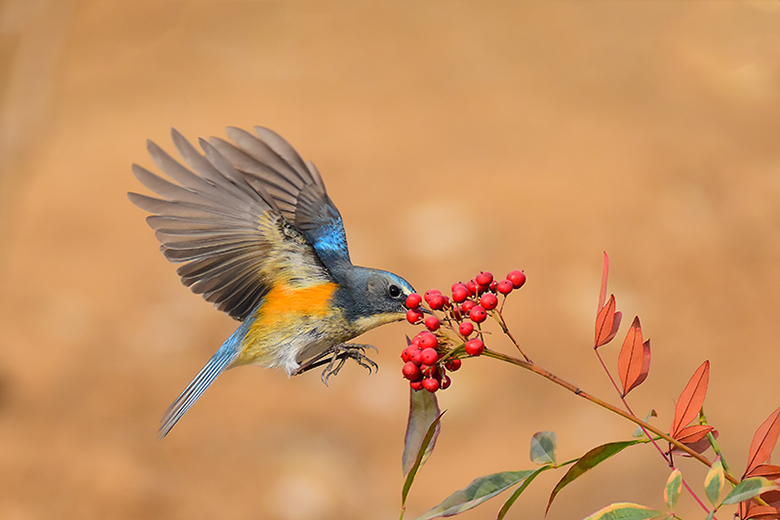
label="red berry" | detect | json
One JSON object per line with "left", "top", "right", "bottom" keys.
{"left": 480, "top": 293, "right": 498, "bottom": 311}
{"left": 461, "top": 300, "right": 476, "bottom": 313}
{"left": 451, "top": 285, "right": 469, "bottom": 303}
{"left": 422, "top": 378, "right": 440, "bottom": 393}
{"left": 424, "top": 289, "right": 442, "bottom": 305}
{"left": 401, "top": 346, "right": 414, "bottom": 363}
{"left": 450, "top": 305, "right": 462, "bottom": 321}
{"left": 440, "top": 374, "right": 452, "bottom": 390}
{"left": 476, "top": 271, "right": 493, "bottom": 287}
{"left": 459, "top": 321, "right": 474, "bottom": 337}
{"left": 410, "top": 380, "right": 424, "bottom": 391}
{"left": 420, "top": 364, "right": 438, "bottom": 377}
{"left": 428, "top": 294, "right": 445, "bottom": 310}
{"left": 507, "top": 270, "right": 526, "bottom": 289}
{"left": 402, "top": 361, "right": 421, "bottom": 380}
{"left": 424, "top": 316, "right": 440, "bottom": 331}
{"left": 445, "top": 358, "right": 462, "bottom": 371}
{"left": 469, "top": 305, "right": 487, "bottom": 323}
{"left": 418, "top": 332, "right": 438, "bottom": 350}
{"left": 489, "top": 280, "right": 498, "bottom": 292}
{"left": 465, "top": 338, "right": 484, "bottom": 356}
{"left": 406, "top": 293, "right": 422, "bottom": 309}
{"left": 466, "top": 280, "right": 478, "bottom": 296}
{"left": 496, "top": 279, "right": 513, "bottom": 295}
{"left": 406, "top": 308, "right": 423, "bottom": 324}
{"left": 421, "top": 348, "right": 439, "bottom": 366}
{"left": 410, "top": 348, "right": 423, "bottom": 366}
{"left": 440, "top": 296, "right": 451, "bottom": 309}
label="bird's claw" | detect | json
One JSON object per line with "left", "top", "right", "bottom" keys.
{"left": 292, "top": 343, "right": 378, "bottom": 385}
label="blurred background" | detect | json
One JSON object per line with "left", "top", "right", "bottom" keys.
{"left": 1, "top": 1, "right": 780, "bottom": 519}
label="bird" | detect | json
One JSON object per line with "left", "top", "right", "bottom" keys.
{"left": 128, "top": 126, "right": 416, "bottom": 437}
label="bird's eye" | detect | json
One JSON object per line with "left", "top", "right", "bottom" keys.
{"left": 388, "top": 284, "right": 401, "bottom": 298}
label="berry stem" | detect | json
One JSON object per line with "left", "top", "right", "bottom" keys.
{"left": 491, "top": 310, "right": 532, "bottom": 363}
{"left": 479, "top": 349, "right": 740, "bottom": 485}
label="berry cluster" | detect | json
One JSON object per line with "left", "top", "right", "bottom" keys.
{"left": 402, "top": 270, "right": 526, "bottom": 393}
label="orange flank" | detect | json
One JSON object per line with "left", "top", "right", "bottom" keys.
{"left": 255, "top": 282, "right": 338, "bottom": 323}
{"left": 236, "top": 281, "right": 340, "bottom": 366}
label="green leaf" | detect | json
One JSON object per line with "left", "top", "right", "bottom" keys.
{"left": 495, "top": 466, "right": 551, "bottom": 520}
{"left": 530, "top": 431, "right": 557, "bottom": 465}
{"left": 721, "top": 477, "right": 779, "bottom": 505}
{"left": 403, "top": 375, "right": 441, "bottom": 476}
{"left": 413, "top": 470, "right": 537, "bottom": 520}
{"left": 547, "top": 440, "right": 643, "bottom": 514}
{"left": 704, "top": 456, "right": 724, "bottom": 505}
{"left": 583, "top": 502, "right": 663, "bottom": 520}
{"left": 664, "top": 468, "right": 682, "bottom": 509}
{"left": 401, "top": 411, "right": 445, "bottom": 507}
{"left": 704, "top": 511, "right": 714, "bottom": 520}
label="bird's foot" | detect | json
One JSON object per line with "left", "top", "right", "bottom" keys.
{"left": 292, "top": 343, "right": 379, "bottom": 385}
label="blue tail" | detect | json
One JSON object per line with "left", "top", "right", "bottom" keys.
{"left": 159, "top": 318, "right": 253, "bottom": 438}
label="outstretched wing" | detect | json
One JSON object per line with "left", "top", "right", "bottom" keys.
{"left": 212, "top": 127, "right": 351, "bottom": 268}
{"left": 128, "top": 127, "right": 341, "bottom": 321}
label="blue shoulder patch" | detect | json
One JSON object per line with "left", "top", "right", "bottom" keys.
{"left": 308, "top": 220, "right": 351, "bottom": 266}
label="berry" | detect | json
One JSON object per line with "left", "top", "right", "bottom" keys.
{"left": 459, "top": 321, "right": 474, "bottom": 337}
{"left": 496, "top": 279, "right": 513, "bottom": 295}
{"left": 465, "top": 338, "right": 485, "bottom": 356}
{"left": 406, "top": 293, "right": 422, "bottom": 309}
{"left": 452, "top": 285, "right": 469, "bottom": 303}
{"left": 476, "top": 271, "right": 493, "bottom": 287}
{"left": 420, "top": 364, "right": 438, "bottom": 377}
{"left": 469, "top": 305, "right": 487, "bottom": 323}
{"left": 421, "top": 348, "right": 439, "bottom": 366}
{"left": 424, "top": 290, "right": 442, "bottom": 306}
{"left": 461, "top": 300, "right": 476, "bottom": 313}
{"left": 440, "top": 296, "right": 451, "bottom": 309}
{"left": 423, "top": 378, "right": 440, "bottom": 393}
{"left": 424, "top": 316, "right": 440, "bottom": 331}
{"left": 402, "top": 362, "right": 421, "bottom": 380}
{"left": 480, "top": 293, "right": 498, "bottom": 311}
{"left": 428, "top": 293, "right": 445, "bottom": 310}
{"left": 418, "top": 332, "right": 438, "bottom": 350}
{"left": 466, "top": 280, "right": 478, "bottom": 296}
{"left": 507, "top": 270, "right": 526, "bottom": 289}
{"left": 445, "top": 358, "right": 462, "bottom": 371}
{"left": 410, "top": 380, "right": 424, "bottom": 391}
{"left": 440, "top": 374, "right": 452, "bottom": 390}
{"left": 406, "top": 308, "right": 423, "bottom": 324}
{"left": 410, "top": 348, "right": 423, "bottom": 366}
{"left": 489, "top": 280, "right": 498, "bottom": 292}
{"left": 401, "top": 346, "right": 416, "bottom": 363}
{"left": 450, "top": 305, "right": 462, "bottom": 321}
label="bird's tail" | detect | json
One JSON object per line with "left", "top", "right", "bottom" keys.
{"left": 159, "top": 344, "right": 238, "bottom": 438}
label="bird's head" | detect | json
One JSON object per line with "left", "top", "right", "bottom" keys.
{"left": 337, "top": 266, "right": 416, "bottom": 334}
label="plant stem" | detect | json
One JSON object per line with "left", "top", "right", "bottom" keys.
{"left": 480, "top": 349, "right": 740, "bottom": 486}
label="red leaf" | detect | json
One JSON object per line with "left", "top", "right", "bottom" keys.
{"left": 746, "top": 464, "right": 780, "bottom": 481}
{"left": 617, "top": 317, "right": 651, "bottom": 396}
{"left": 741, "top": 504, "right": 780, "bottom": 520}
{"left": 676, "top": 429, "right": 718, "bottom": 456}
{"left": 598, "top": 252, "right": 609, "bottom": 311}
{"left": 595, "top": 295, "right": 620, "bottom": 348}
{"left": 673, "top": 424, "right": 714, "bottom": 445}
{"left": 745, "top": 407, "right": 780, "bottom": 477}
{"left": 671, "top": 361, "right": 710, "bottom": 437}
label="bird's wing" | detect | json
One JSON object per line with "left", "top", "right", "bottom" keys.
{"left": 210, "top": 126, "right": 351, "bottom": 267}
{"left": 128, "top": 128, "right": 337, "bottom": 321}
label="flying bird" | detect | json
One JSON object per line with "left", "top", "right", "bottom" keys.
{"left": 128, "top": 126, "right": 415, "bottom": 437}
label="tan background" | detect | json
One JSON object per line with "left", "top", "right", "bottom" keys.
{"left": 2, "top": 1, "right": 780, "bottom": 519}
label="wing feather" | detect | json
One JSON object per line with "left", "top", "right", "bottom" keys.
{"left": 128, "top": 127, "right": 338, "bottom": 321}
